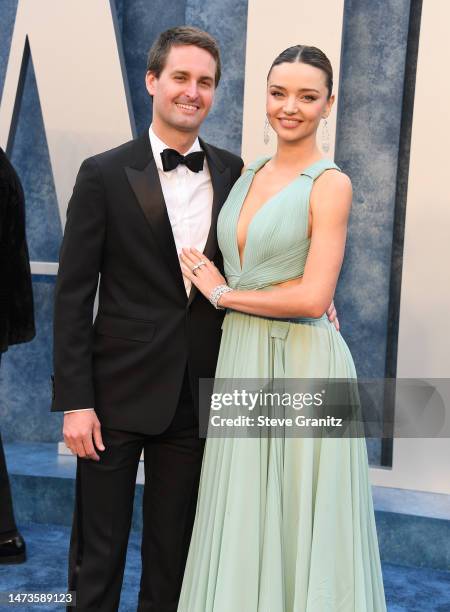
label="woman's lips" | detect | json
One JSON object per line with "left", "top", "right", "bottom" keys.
{"left": 278, "top": 118, "right": 303, "bottom": 129}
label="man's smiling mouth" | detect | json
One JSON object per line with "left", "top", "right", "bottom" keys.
{"left": 175, "top": 103, "right": 199, "bottom": 111}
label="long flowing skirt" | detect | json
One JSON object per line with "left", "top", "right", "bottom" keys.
{"left": 178, "top": 312, "right": 386, "bottom": 611}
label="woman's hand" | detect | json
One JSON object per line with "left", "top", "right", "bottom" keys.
{"left": 180, "top": 248, "right": 227, "bottom": 301}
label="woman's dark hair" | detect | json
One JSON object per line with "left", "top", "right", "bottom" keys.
{"left": 147, "top": 26, "right": 221, "bottom": 86}
{"left": 268, "top": 45, "right": 333, "bottom": 99}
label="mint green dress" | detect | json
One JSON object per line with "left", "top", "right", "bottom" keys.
{"left": 178, "top": 158, "right": 386, "bottom": 611}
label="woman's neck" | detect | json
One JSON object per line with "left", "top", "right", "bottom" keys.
{"left": 271, "top": 137, "right": 323, "bottom": 172}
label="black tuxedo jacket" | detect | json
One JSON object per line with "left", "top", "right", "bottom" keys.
{"left": 51, "top": 132, "right": 243, "bottom": 434}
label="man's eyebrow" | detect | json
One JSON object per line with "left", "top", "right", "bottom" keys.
{"left": 171, "top": 70, "right": 214, "bottom": 82}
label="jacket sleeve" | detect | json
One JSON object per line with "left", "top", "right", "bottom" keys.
{"left": 7, "top": 168, "right": 36, "bottom": 347}
{"left": 52, "top": 157, "right": 106, "bottom": 412}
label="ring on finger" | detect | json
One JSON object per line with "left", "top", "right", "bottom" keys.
{"left": 192, "top": 261, "right": 207, "bottom": 272}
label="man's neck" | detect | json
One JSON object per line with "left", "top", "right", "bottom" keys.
{"left": 151, "top": 121, "right": 199, "bottom": 154}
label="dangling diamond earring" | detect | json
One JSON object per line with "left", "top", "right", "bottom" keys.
{"left": 264, "top": 117, "right": 270, "bottom": 145}
{"left": 321, "top": 117, "right": 330, "bottom": 153}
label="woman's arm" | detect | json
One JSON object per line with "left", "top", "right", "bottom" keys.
{"left": 180, "top": 169, "right": 352, "bottom": 318}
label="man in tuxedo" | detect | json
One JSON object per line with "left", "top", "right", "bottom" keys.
{"left": 52, "top": 27, "right": 242, "bottom": 611}
{"left": 53, "top": 25, "right": 339, "bottom": 611}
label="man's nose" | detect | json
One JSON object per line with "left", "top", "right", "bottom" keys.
{"left": 185, "top": 80, "right": 199, "bottom": 99}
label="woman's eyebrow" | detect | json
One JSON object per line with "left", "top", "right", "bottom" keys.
{"left": 269, "top": 84, "right": 320, "bottom": 93}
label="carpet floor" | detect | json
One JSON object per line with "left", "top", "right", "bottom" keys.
{"left": 0, "top": 523, "right": 449, "bottom": 611}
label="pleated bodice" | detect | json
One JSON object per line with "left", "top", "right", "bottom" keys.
{"left": 217, "top": 156, "right": 340, "bottom": 291}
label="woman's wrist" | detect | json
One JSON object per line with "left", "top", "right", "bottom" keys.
{"left": 217, "top": 289, "right": 233, "bottom": 309}
{"left": 209, "top": 284, "right": 233, "bottom": 309}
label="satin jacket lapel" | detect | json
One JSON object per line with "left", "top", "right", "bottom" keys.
{"left": 188, "top": 139, "right": 230, "bottom": 306}
{"left": 125, "top": 134, "right": 186, "bottom": 300}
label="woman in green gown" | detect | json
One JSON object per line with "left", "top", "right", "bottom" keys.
{"left": 178, "top": 45, "right": 386, "bottom": 611}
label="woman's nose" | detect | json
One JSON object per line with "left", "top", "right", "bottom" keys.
{"left": 283, "top": 98, "right": 299, "bottom": 114}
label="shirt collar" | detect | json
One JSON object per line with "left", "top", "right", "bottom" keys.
{"left": 149, "top": 125, "right": 202, "bottom": 172}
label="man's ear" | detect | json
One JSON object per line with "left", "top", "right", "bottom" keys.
{"left": 145, "top": 71, "right": 157, "bottom": 97}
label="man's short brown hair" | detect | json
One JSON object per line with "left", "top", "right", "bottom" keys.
{"left": 146, "top": 26, "right": 221, "bottom": 87}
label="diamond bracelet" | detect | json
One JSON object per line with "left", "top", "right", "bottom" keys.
{"left": 209, "top": 284, "right": 233, "bottom": 310}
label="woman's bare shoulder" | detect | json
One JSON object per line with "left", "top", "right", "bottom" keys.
{"left": 312, "top": 168, "right": 352, "bottom": 201}
{"left": 310, "top": 168, "right": 353, "bottom": 220}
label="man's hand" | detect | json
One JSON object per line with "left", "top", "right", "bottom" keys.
{"left": 63, "top": 411, "right": 105, "bottom": 461}
{"left": 326, "top": 300, "right": 340, "bottom": 331}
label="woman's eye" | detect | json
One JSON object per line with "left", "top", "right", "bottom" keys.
{"left": 303, "top": 96, "right": 317, "bottom": 102}
{"left": 271, "top": 91, "right": 283, "bottom": 97}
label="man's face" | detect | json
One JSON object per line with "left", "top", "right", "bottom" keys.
{"left": 146, "top": 44, "right": 216, "bottom": 136}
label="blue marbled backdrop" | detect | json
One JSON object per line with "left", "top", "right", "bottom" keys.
{"left": 335, "top": 0, "right": 413, "bottom": 463}
{"left": 186, "top": 0, "right": 248, "bottom": 153}
{"left": 335, "top": 0, "right": 411, "bottom": 376}
{"left": 0, "top": 277, "right": 61, "bottom": 442}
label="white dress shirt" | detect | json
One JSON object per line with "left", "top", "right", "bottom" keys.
{"left": 64, "top": 126, "right": 213, "bottom": 414}
{"left": 149, "top": 125, "right": 213, "bottom": 295}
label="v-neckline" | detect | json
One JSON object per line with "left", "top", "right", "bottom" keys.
{"left": 236, "top": 157, "right": 326, "bottom": 271}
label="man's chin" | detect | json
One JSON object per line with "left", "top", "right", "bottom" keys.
{"left": 170, "top": 118, "right": 202, "bottom": 133}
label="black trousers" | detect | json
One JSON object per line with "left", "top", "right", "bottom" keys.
{"left": 68, "top": 370, "right": 204, "bottom": 612}
{"left": 0, "top": 353, "right": 19, "bottom": 541}
{"left": 0, "top": 432, "right": 19, "bottom": 540}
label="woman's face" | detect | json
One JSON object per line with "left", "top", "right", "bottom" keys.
{"left": 266, "top": 61, "right": 334, "bottom": 145}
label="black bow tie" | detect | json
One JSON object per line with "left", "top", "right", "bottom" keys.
{"left": 160, "top": 148, "right": 205, "bottom": 173}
